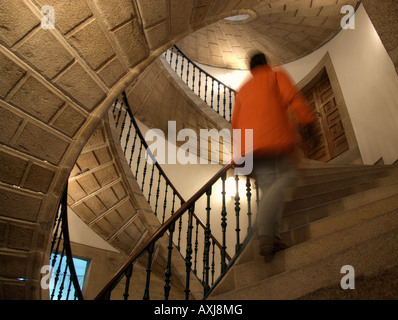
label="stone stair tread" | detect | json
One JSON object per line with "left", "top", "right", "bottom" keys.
{"left": 206, "top": 164, "right": 398, "bottom": 300}
{"left": 212, "top": 205, "right": 398, "bottom": 295}
{"left": 209, "top": 223, "right": 398, "bottom": 300}
{"left": 298, "top": 163, "right": 395, "bottom": 176}
{"left": 291, "top": 169, "right": 392, "bottom": 199}
{"left": 282, "top": 178, "right": 398, "bottom": 225}
{"left": 282, "top": 193, "right": 398, "bottom": 246}
{"left": 284, "top": 171, "right": 398, "bottom": 213}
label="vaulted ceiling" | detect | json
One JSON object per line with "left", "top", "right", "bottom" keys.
{"left": 178, "top": 0, "right": 361, "bottom": 69}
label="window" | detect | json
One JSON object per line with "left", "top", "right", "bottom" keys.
{"left": 49, "top": 253, "right": 89, "bottom": 300}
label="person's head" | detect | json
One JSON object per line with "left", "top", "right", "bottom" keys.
{"left": 249, "top": 52, "right": 268, "bottom": 70}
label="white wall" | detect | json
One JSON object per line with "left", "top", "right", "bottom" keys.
{"left": 200, "top": 4, "right": 398, "bottom": 165}
{"left": 68, "top": 207, "right": 119, "bottom": 253}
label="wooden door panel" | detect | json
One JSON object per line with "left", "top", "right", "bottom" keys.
{"left": 301, "top": 75, "right": 349, "bottom": 162}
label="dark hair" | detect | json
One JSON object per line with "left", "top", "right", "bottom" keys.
{"left": 249, "top": 52, "right": 268, "bottom": 70}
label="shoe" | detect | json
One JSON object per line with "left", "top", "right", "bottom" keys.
{"left": 273, "top": 237, "right": 289, "bottom": 253}
{"left": 258, "top": 235, "right": 274, "bottom": 262}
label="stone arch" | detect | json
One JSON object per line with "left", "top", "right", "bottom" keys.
{"left": 0, "top": 0, "right": 266, "bottom": 299}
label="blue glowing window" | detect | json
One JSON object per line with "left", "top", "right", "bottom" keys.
{"left": 50, "top": 253, "right": 89, "bottom": 300}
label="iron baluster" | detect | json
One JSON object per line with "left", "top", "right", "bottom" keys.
{"left": 180, "top": 56, "right": 185, "bottom": 80}
{"left": 186, "top": 60, "right": 190, "bottom": 88}
{"left": 57, "top": 257, "right": 69, "bottom": 300}
{"left": 193, "top": 219, "right": 199, "bottom": 275}
{"left": 229, "top": 90, "right": 233, "bottom": 122}
{"left": 174, "top": 48, "right": 179, "bottom": 73}
{"left": 204, "top": 75, "right": 208, "bottom": 104}
{"left": 50, "top": 210, "right": 62, "bottom": 255}
{"left": 220, "top": 173, "right": 228, "bottom": 273}
{"left": 255, "top": 180, "right": 260, "bottom": 210}
{"left": 164, "top": 222, "right": 175, "bottom": 300}
{"left": 123, "top": 119, "right": 133, "bottom": 155}
{"left": 123, "top": 265, "right": 133, "bottom": 301}
{"left": 115, "top": 98, "right": 124, "bottom": 127}
{"left": 141, "top": 151, "right": 148, "bottom": 192}
{"left": 217, "top": 82, "right": 221, "bottom": 114}
{"left": 177, "top": 215, "right": 183, "bottom": 251}
{"left": 128, "top": 130, "right": 138, "bottom": 167}
{"left": 211, "top": 78, "right": 215, "bottom": 110}
{"left": 154, "top": 173, "right": 162, "bottom": 217}
{"left": 147, "top": 164, "right": 155, "bottom": 204}
{"left": 184, "top": 205, "right": 194, "bottom": 300}
{"left": 211, "top": 239, "right": 216, "bottom": 285}
{"left": 198, "top": 70, "right": 202, "bottom": 99}
{"left": 203, "top": 187, "right": 212, "bottom": 295}
{"left": 143, "top": 243, "right": 155, "bottom": 300}
{"left": 112, "top": 97, "right": 119, "bottom": 114}
{"left": 192, "top": 63, "right": 195, "bottom": 93}
{"left": 51, "top": 246, "right": 65, "bottom": 300}
{"left": 135, "top": 141, "right": 143, "bottom": 179}
{"left": 234, "top": 174, "right": 241, "bottom": 254}
{"left": 162, "top": 182, "right": 169, "bottom": 224}
{"left": 119, "top": 107, "right": 128, "bottom": 141}
{"left": 223, "top": 85, "right": 226, "bottom": 120}
{"left": 246, "top": 176, "right": 253, "bottom": 232}
{"left": 169, "top": 47, "right": 173, "bottom": 65}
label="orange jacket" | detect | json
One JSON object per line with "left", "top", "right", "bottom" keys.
{"left": 231, "top": 65, "right": 316, "bottom": 159}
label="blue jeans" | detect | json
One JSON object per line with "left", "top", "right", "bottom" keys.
{"left": 253, "top": 157, "right": 296, "bottom": 238}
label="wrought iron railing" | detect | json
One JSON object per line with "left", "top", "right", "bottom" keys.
{"left": 164, "top": 45, "right": 236, "bottom": 122}
{"left": 94, "top": 93, "right": 258, "bottom": 300}
{"left": 48, "top": 183, "right": 84, "bottom": 300}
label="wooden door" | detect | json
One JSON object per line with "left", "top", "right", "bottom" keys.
{"left": 301, "top": 76, "right": 349, "bottom": 162}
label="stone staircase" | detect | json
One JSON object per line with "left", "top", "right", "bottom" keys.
{"left": 207, "top": 163, "right": 398, "bottom": 300}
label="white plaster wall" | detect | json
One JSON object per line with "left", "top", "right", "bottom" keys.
{"left": 68, "top": 207, "right": 119, "bottom": 253}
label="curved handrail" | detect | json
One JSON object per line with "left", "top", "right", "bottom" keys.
{"left": 59, "top": 184, "right": 84, "bottom": 300}
{"left": 94, "top": 158, "right": 236, "bottom": 300}
{"left": 49, "top": 182, "right": 84, "bottom": 300}
{"left": 121, "top": 91, "right": 185, "bottom": 204}
{"left": 113, "top": 92, "right": 230, "bottom": 260}
{"left": 171, "top": 45, "right": 237, "bottom": 94}
{"left": 164, "top": 45, "right": 237, "bottom": 122}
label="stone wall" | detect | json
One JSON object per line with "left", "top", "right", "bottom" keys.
{"left": 0, "top": 0, "right": 250, "bottom": 299}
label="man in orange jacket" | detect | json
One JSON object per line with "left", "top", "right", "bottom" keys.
{"left": 232, "top": 52, "right": 317, "bottom": 262}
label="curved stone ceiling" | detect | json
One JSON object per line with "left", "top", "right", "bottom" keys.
{"left": 177, "top": 0, "right": 361, "bottom": 69}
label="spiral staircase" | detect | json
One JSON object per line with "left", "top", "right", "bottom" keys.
{"left": 47, "top": 46, "right": 398, "bottom": 301}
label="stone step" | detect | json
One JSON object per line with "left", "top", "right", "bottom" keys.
{"left": 282, "top": 193, "right": 398, "bottom": 247}
{"left": 209, "top": 209, "right": 398, "bottom": 300}
{"left": 296, "top": 165, "right": 394, "bottom": 185}
{"left": 210, "top": 192, "right": 398, "bottom": 296}
{"left": 291, "top": 168, "right": 391, "bottom": 200}
{"left": 283, "top": 170, "right": 398, "bottom": 216}
{"left": 281, "top": 180, "right": 398, "bottom": 231}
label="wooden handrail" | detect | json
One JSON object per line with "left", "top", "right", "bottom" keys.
{"left": 171, "top": 45, "right": 237, "bottom": 94}
{"left": 59, "top": 183, "right": 84, "bottom": 300}
{"left": 120, "top": 92, "right": 229, "bottom": 261}
{"left": 122, "top": 91, "right": 185, "bottom": 204}
{"left": 94, "top": 158, "right": 236, "bottom": 300}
